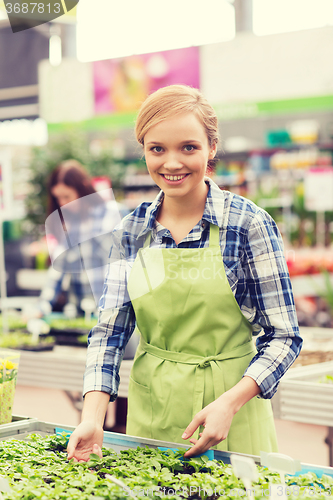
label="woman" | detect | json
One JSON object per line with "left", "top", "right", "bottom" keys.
{"left": 38, "top": 159, "right": 126, "bottom": 315}
{"left": 67, "top": 85, "right": 302, "bottom": 460}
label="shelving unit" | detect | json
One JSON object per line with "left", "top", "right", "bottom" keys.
{"left": 273, "top": 359, "right": 333, "bottom": 466}
{"left": 121, "top": 142, "right": 333, "bottom": 197}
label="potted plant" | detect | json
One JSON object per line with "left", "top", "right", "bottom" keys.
{"left": 0, "top": 351, "right": 20, "bottom": 424}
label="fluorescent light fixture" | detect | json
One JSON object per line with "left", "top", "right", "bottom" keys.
{"left": 253, "top": 0, "right": 333, "bottom": 36}
{"left": 77, "top": 0, "right": 235, "bottom": 62}
{"left": 0, "top": 118, "right": 48, "bottom": 146}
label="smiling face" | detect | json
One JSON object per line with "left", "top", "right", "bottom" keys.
{"left": 143, "top": 112, "right": 216, "bottom": 204}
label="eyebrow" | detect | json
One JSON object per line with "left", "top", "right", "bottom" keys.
{"left": 146, "top": 140, "right": 202, "bottom": 146}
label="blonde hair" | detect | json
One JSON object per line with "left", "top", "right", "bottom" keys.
{"left": 135, "top": 85, "right": 219, "bottom": 148}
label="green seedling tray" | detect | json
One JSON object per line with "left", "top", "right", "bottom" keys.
{"left": 1, "top": 419, "right": 333, "bottom": 479}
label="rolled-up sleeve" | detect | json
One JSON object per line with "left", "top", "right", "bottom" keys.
{"left": 242, "top": 210, "right": 302, "bottom": 399}
{"left": 83, "top": 230, "right": 136, "bottom": 400}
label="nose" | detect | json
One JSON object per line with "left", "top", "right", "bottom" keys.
{"left": 163, "top": 152, "right": 183, "bottom": 170}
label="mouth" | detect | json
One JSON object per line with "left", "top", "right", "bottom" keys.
{"left": 161, "top": 173, "right": 189, "bottom": 183}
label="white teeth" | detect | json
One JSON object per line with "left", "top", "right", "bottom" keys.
{"left": 163, "top": 174, "right": 186, "bottom": 181}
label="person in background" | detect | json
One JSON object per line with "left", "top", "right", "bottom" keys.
{"left": 67, "top": 85, "right": 302, "bottom": 461}
{"left": 36, "top": 159, "right": 128, "bottom": 317}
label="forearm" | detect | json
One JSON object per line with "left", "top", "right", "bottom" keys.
{"left": 81, "top": 391, "right": 110, "bottom": 426}
{"left": 244, "top": 209, "right": 302, "bottom": 398}
{"left": 220, "top": 376, "right": 261, "bottom": 415}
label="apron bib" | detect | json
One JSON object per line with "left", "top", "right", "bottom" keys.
{"left": 126, "top": 224, "right": 278, "bottom": 455}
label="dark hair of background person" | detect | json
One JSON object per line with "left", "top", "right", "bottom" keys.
{"left": 47, "top": 159, "right": 103, "bottom": 217}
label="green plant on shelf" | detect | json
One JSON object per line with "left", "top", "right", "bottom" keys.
{"left": 247, "top": 184, "right": 282, "bottom": 222}
{"left": 0, "top": 358, "right": 18, "bottom": 384}
{"left": 0, "top": 315, "right": 27, "bottom": 331}
{"left": 311, "top": 269, "right": 333, "bottom": 325}
{"left": 320, "top": 270, "right": 333, "bottom": 314}
{"left": 49, "top": 317, "right": 97, "bottom": 331}
{"left": 0, "top": 433, "right": 331, "bottom": 499}
{"left": 0, "top": 356, "right": 19, "bottom": 425}
{"left": 291, "top": 182, "right": 317, "bottom": 247}
{"left": 0, "top": 332, "right": 55, "bottom": 349}
{"left": 319, "top": 374, "right": 333, "bottom": 384}
{"left": 77, "top": 334, "right": 88, "bottom": 345}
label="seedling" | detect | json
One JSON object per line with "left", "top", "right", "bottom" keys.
{"left": 0, "top": 434, "right": 330, "bottom": 499}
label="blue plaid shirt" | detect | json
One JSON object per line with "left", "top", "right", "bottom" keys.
{"left": 84, "top": 178, "right": 302, "bottom": 400}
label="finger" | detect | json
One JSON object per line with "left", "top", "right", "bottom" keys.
{"left": 93, "top": 443, "right": 103, "bottom": 458}
{"left": 188, "top": 432, "right": 203, "bottom": 446}
{"left": 182, "top": 413, "right": 205, "bottom": 440}
{"left": 67, "top": 434, "right": 80, "bottom": 459}
{"left": 184, "top": 437, "right": 215, "bottom": 458}
{"left": 184, "top": 428, "right": 216, "bottom": 458}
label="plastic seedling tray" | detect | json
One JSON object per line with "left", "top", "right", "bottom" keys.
{"left": 0, "top": 415, "right": 36, "bottom": 430}
{"left": 1, "top": 419, "right": 333, "bottom": 479}
{"left": 49, "top": 332, "right": 88, "bottom": 348}
{"left": 16, "top": 342, "right": 55, "bottom": 352}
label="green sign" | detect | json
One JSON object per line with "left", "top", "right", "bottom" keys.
{"left": 214, "top": 94, "right": 333, "bottom": 121}
{"left": 48, "top": 93, "right": 333, "bottom": 134}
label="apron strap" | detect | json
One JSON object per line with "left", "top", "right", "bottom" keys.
{"left": 208, "top": 223, "right": 220, "bottom": 248}
{"left": 143, "top": 231, "right": 151, "bottom": 249}
{"left": 139, "top": 223, "right": 220, "bottom": 292}
{"left": 139, "top": 336, "right": 255, "bottom": 364}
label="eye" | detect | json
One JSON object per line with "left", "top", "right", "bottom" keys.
{"left": 151, "top": 146, "right": 163, "bottom": 153}
{"left": 183, "top": 145, "right": 195, "bottom": 152}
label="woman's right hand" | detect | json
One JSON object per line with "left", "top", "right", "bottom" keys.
{"left": 67, "top": 421, "right": 104, "bottom": 462}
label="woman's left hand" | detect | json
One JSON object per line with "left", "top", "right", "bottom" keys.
{"left": 182, "top": 393, "right": 235, "bottom": 457}
{"left": 182, "top": 376, "right": 261, "bottom": 457}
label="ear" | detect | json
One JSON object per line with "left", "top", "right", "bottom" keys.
{"left": 209, "top": 142, "right": 217, "bottom": 158}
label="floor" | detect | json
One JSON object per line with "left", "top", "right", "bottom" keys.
{"left": 12, "top": 385, "right": 331, "bottom": 468}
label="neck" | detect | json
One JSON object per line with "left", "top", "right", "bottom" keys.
{"left": 160, "top": 181, "right": 209, "bottom": 222}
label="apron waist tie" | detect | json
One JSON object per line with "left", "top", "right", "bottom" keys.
{"left": 139, "top": 337, "right": 256, "bottom": 440}
{"left": 139, "top": 336, "right": 255, "bottom": 364}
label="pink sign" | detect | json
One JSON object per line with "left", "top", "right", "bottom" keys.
{"left": 93, "top": 46, "right": 200, "bottom": 115}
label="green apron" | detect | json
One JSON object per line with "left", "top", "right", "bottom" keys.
{"left": 126, "top": 223, "right": 278, "bottom": 455}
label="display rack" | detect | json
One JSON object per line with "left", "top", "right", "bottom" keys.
{"left": 16, "top": 346, "right": 133, "bottom": 398}
{"left": 273, "top": 360, "right": 333, "bottom": 465}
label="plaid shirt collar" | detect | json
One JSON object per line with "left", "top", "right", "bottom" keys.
{"left": 136, "top": 177, "right": 225, "bottom": 241}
